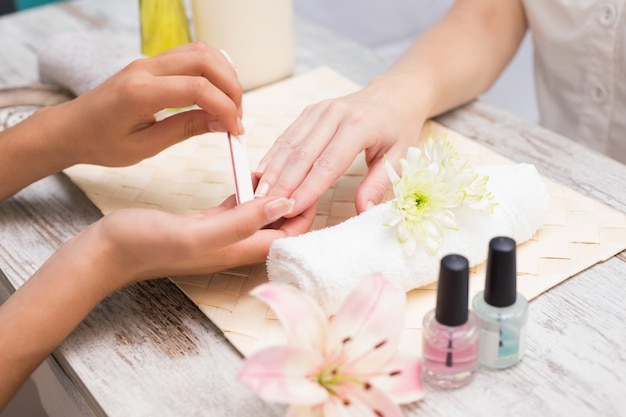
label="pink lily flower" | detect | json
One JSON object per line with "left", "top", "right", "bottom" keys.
{"left": 238, "top": 274, "right": 424, "bottom": 417}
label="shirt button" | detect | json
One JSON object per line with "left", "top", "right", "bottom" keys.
{"left": 591, "top": 81, "right": 608, "bottom": 102}
{"left": 598, "top": 3, "right": 617, "bottom": 27}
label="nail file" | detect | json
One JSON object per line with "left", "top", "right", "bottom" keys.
{"left": 227, "top": 133, "right": 255, "bottom": 204}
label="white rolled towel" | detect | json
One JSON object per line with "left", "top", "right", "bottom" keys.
{"left": 267, "top": 163, "right": 550, "bottom": 315}
{"left": 37, "top": 33, "right": 143, "bottom": 96}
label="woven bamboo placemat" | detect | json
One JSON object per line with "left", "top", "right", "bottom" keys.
{"left": 64, "top": 67, "right": 626, "bottom": 356}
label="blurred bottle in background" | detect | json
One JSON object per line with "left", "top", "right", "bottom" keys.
{"left": 139, "top": 0, "right": 191, "bottom": 57}
{"left": 191, "top": 0, "right": 294, "bottom": 91}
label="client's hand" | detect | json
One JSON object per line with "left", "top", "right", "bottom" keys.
{"left": 254, "top": 81, "right": 425, "bottom": 216}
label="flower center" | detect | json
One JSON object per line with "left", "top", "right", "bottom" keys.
{"left": 408, "top": 191, "right": 428, "bottom": 210}
{"left": 384, "top": 136, "right": 497, "bottom": 255}
{"left": 316, "top": 368, "right": 365, "bottom": 398}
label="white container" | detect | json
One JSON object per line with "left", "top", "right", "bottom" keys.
{"left": 191, "top": 0, "right": 295, "bottom": 91}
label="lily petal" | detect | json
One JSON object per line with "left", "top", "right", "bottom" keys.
{"left": 326, "top": 274, "right": 406, "bottom": 373}
{"left": 321, "top": 396, "right": 357, "bottom": 417}
{"left": 252, "top": 282, "right": 328, "bottom": 350}
{"left": 324, "top": 383, "right": 406, "bottom": 417}
{"left": 238, "top": 346, "right": 328, "bottom": 405}
{"left": 369, "top": 355, "right": 424, "bottom": 404}
{"left": 318, "top": 396, "right": 355, "bottom": 417}
{"left": 286, "top": 405, "right": 325, "bottom": 417}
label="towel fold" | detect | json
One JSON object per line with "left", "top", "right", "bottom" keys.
{"left": 37, "top": 33, "right": 143, "bottom": 96}
{"left": 267, "top": 163, "right": 550, "bottom": 315}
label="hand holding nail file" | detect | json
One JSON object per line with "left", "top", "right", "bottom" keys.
{"left": 228, "top": 133, "right": 255, "bottom": 204}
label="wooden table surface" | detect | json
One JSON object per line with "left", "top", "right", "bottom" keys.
{"left": 1, "top": 1, "right": 625, "bottom": 416}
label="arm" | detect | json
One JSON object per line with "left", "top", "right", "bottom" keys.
{"left": 0, "top": 40, "right": 316, "bottom": 408}
{"left": 0, "top": 41, "right": 244, "bottom": 202}
{"left": 0, "top": 195, "right": 314, "bottom": 409}
{"left": 255, "top": 0, "right": 527, "bottom": 215}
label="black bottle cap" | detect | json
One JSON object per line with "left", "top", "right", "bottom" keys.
{"left": 435, "top": 254, "right": 470, "bottom": 326}
{"left": 484, "top": 236, "right": 517, "bottom": 307}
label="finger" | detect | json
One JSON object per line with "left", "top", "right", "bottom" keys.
{"left": 142, "top": 42, "right": 242, "bottom": 109}
{"left": 127, "top": 75, "right": 241, "bottom": 135}
{"left": 285, "top": 115, "right": 372, "bottom": 216}
{"left": 218, "top": 227, "right": 290, "bottom": 266}
{"left": 223, "top": 202, "right": 316, "bottom": 263}
{"left": 256, "top": 106, "right": 352, "bottom": 203}
{"left": 187, "top": 194, "right": 238, "bottom": 220}
{"left": 254, "top": 102, "right": 329, "bottom": 196}
{"left": 196, "top": 197, "right": 294, "bottom": 248}
{"left": 129, "top": 110, "right": 212, "bottom": 154}
{"left": 251, "top": 172, "right": 261, "bottom": 189}
{"left": 278, "top": 203, "right": 317, "bottom": 235}
{"left": 256, "top": 102, "right": 327, "bottom": 169}
{"left": 355, "top": 160, "right": 393, "bottom": 213}
{"left": 218, "top": 194, "right": 239, "bottom": 209}
{"left": 354, "top": 139, "right": 410, "bottom": 213}
{"left": 126, "top": 108, "right": 230, "bottom": 158}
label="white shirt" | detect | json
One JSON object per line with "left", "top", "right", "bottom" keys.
{"left": 524, "top": 0, "right": 626, "bottom": 164}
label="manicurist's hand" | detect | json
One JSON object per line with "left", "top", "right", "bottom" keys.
{"left": 58, "top": 41, "right": 244, "bottom": 167}
{"left": 0, "top": 41, "right": 243, "bottom": 201}
{"left": 0, "top": 195, "right": 314, "bottom": 409}
{"left": 92, "top": 195, "right": 315, "bottom": 287}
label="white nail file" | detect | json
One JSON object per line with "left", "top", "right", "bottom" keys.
{"left": 227, "top": 133, "right": 255, "bottom": 204}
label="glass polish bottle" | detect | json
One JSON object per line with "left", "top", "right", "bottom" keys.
{"left": 472, "top": 236, "right": 528, "bottom": 369}
{"left": 139, "top": 0, "right": 191, "bottom": 57}
{"left": 422, "top": 254, "right": 479, "bottom": 389}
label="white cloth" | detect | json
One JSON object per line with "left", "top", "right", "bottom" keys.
{"left": 523, "top": 0, "right": 626, "bottom": 164}
{"left": 267, "top": 163, "right": 549, "bottom": 315}
{"left": 37, "top": 33, "right": 143, "bottom": 96}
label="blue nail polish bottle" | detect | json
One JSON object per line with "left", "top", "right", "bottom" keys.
{"left": 472, "top": 236, "right": 528, "bottom": 369}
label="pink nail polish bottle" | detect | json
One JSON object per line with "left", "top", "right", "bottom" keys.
{"left": 422, "top": 254, "right": 479, "bottom": 389}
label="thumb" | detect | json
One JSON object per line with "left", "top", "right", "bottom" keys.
{"left": 205, "top": 197, "right": 294, "bottom": 247}
{"left": 355, "top": 162, "right": 392, "bottom": 213}
{"left": 140, "top": 109, "right": 234, "bottom": 153}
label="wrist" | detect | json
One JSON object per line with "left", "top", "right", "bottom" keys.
{"left": 0, "top": 104, "right": 77, "bottom": 201}
{"left": 30, "top": 103, "right": 83, "bottom": 168}
{"left": 365, "top": 73, "right": 433, "bottom": 146}
{"left": 62, "top": 219, "right": 140, "bottom": 297}
{"left": 5, "top": 103, "right": 80, "bottom": 172}
{"left": 0, "top": 221, "right": 129, "bottom": 393}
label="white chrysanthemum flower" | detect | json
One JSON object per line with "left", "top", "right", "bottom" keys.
{"left": 384, "top": 135, "right": 497, "bottom": 255}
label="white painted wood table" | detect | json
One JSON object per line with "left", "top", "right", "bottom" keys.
{"left": 1, "top": 1, "right": 625, "bottom": 416}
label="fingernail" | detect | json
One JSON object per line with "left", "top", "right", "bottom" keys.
{"left": 237, "top": 118, "right": 245, "bottom": 135}
{"left": 365, "top": 200, "right": 375, "bottom": 211}
{"left": 208, "top": 121, "right": 225, "bottom": 132}
{"left": 220, "top": 49, "right": 235, "bottom": 68}
{"left": 255, "top": 181, "right": 269, "bottom": 197}
{"left": 264, "top": 198, "right": 294, "bottom": 222}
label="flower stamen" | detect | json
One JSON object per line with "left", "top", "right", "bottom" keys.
{"left": 384, "top": 135, "right": 498, "bottom": 255}
{"left": 238, "top": 276, "right": 425, "bottom": 416}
